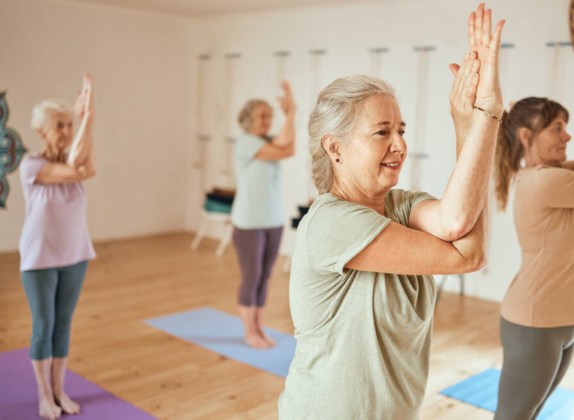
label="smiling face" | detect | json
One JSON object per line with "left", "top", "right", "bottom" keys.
{"left": 333, "top": 94, "right": 407, "bottom": 201}
{"left": 248, "top": 104, "right": 273, "bottom": 137}
{"left": 528, "top": 114, "right": 571, "bottom": 167}
{"left": 41, "top": 111, "right": 74, "bottom": 151}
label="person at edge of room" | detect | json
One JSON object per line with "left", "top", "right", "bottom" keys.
{"left": 232, "top": 81, "right": 296, "bottom": 349}
{"left": 19, "top": 74, "right": 96, "bottom": 420}
{"left": 493, "top": 97, "right": 572, "bottom": 420}
{"left": 279, "top": 4, "right": 505, "bottom": 419}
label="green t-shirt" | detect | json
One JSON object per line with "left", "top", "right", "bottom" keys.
{"left": 279, "top": 190, "right": 436, "bottom": 420}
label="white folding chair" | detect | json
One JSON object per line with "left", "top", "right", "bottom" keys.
{"left": 191, "top": 210, "right": 233, "bottom": 258}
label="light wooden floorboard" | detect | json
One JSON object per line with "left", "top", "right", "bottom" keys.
{"left": 1, "top": 233, "right": 572, "bottom": 419}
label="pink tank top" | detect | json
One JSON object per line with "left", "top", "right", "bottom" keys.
{"left": 19, "top": 155, "right": 96, "bottom": 271}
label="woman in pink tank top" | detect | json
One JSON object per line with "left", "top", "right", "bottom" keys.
{"left": 19, "top": 74, "right": 96, "bottom": 420}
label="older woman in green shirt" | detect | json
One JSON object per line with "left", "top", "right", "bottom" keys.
{"left": 279, "top": 4, "right": 505, "bottom": 419}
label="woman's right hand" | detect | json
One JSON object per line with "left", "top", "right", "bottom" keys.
{"left": 278, "top": 81, "right": 296, "bottom": 116}
{"left": 469, "top": 3, "right": 505, "bottom": 115}
{"left": 449, "top": 51, "right": 480, "bottom": 132}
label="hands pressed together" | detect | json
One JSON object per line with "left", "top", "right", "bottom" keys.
{"left": 449, "top": 3, "right": 505, "bottom": 127}
{"left": 73, "top": 73, "right": 94, "bottom": 122}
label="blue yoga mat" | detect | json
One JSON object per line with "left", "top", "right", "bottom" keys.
{"left": 441, "top": 368, "right": 574, "bottom": 419}
{"left": 145, "top": 307, "right": 296, "bottom": 378}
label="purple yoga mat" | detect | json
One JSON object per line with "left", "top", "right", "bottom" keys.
{"left": 0, "top": 348, "right": 156, "bottom": 420}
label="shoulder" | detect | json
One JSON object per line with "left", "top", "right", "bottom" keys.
{"left": 526, "top": 165, "right": 573, "bottom": 186}
{"left": 22, "top": 154, "right": 47, "bottom": 164}
{"left": 20, "top": 154, "right": 48, "bottom": 173}
{"left": 305, "top": 193, "right": 384, "bottom": 231}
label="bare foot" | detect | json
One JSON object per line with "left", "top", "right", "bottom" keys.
{"left": 39, "top": 395, "right": 61, "bottom": 420}
{"left": 55, "top": 393, "right": 80, "bottom": 415}
{"left": 262, "top": 334, "right": 276, "bottom": 347}
{"left": 244, "top": 333, "right": 271, "bottom": 349}
{"left": 255, "top": 324, "right": 276, "bottom": 347}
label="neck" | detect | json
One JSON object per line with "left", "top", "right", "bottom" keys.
{"left": 41, "top": 145, "right": 66, "bottom": 163}
{"left": 523, "top": 155, "right": 561, "bottom": 169}
{"left": 330, "top": 182, "right": 387, "bottom": 215}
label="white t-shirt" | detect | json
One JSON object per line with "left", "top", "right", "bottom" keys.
{"left": 231, "top": 133, "right": 284, "bottom": 229}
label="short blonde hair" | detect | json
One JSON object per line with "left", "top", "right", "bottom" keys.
{"left": 237, "top": 99, "right": 271, "bottom": 132}
{"left": 308, "top": 75, "right": 396, "bottom": 194}
{"left": 30, "top": 100, "right": 72, "bottom": 133}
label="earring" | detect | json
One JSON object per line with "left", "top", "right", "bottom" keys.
{"left": 335, "top": 158, "right": 341, "bottom": 163}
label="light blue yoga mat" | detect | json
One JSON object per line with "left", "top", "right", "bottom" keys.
{"left": 145, "top": 307, "right": 296, "bottom": 378}
{"left": 441, "top": 368, "right": 574, "bottom": 419}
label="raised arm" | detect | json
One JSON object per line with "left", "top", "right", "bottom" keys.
{"left": 67, "top": 74, "right": 94, "bottom": 168}
{"left": 255, "top": 81, "right": 296, "bottom": 160}
{"left": 409, "top": 4, "right": 504, "bottom": 241}
{"left": 37, "top": 74, "right": 96, "bottom": 184}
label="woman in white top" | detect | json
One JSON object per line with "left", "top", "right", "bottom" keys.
{"left": 232, "top": 81, "right": 296, "bottom": 348}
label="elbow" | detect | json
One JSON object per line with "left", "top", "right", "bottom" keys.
{"left": 464, "top": 248, "right": 487, "bottom": 272}
{"left": 278, "top": 138, "right": 295, "bottom": 151}
{"left": 441, "top": 219, "right": 474, "bottom": 242}
{"left": 80, "top": 166, "right": 96, "bottom": 180}
{"left": 86, "top": 167, "right": 96, "bottom": 179}
{"left": 281, "top": 144, "right": 296, "bottom": 158}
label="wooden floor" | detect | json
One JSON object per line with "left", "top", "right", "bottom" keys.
{"left": 1, "top": 233, "right": 573, "bottom": 419}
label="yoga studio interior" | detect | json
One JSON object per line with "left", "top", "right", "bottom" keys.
{"left": 1, "top": 0, "right": 573, "bottom": 419}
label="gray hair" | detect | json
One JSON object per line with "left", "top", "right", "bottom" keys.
{"left": 308, "top": 75, "right": 396, "bottom": 194}
{"left": 30, "top": 100, "right": 72, "bottom": 133}
{"left": 237, "top": 99, "right": 271, "bottom": 132}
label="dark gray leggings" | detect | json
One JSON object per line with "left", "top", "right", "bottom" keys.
{"left": 21, "top": 261, "right": 88, "bottom": 360}
{"left": 232, "top": 226, "right": 283, "bottom": 307}
{"left": 495, "top": 317, "right": 574, "bottom": 420}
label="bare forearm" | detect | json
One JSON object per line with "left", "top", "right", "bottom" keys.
{"left": 67, "top": 112, "right": 93, "bottom": 168}
{"left": 439, "top": 112, "right": 500, "bottom": 235}
{"left": 271, "top": 113, "right": 295, "bottom": 149}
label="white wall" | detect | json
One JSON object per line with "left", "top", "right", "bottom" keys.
{"left": 1, "top": 0, "right": 572, "bottom": 302}
{"left": 0, "top": 0, "right": 194, "bottom": 251}
{"left": 187, "top": 0, "right": 574, "bottom": 302}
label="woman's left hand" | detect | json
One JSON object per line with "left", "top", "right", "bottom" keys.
{"left": 469, "top": 3, "right": 505, "bottom": 115}
{"left": 448, "top": 51, "right": 480, "bottom": 130}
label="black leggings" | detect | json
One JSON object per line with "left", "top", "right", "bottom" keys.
{"left": 495, "top": 317, "right": 574, "bottom": 420}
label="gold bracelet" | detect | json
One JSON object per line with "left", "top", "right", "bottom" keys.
{"left": 473, "top": 106, "right": 503, "bottom": 123}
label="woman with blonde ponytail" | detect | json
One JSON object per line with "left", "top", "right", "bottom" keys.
{"left": 493, "top": 97, "right": 573, "bottom": 420}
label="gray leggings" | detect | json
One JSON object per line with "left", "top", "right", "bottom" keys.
{"left": 495, "top": 316, "right": 574, "bottom": 420}
{"left": 21, "top": 261, "right": 88, "bottom": 360}
{"left": 232, "top": 226, "right": 283, "bottom": 307}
